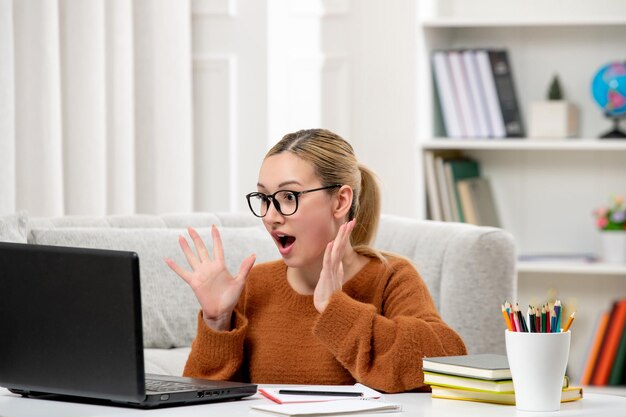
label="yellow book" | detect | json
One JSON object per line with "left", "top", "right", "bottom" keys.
{"left": 424, "top": 371, "right": 569, "bottom": 393}
{"left": 431, "top": 385, "right": 583, "bottom": 406}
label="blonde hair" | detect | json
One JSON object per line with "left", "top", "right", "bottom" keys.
{"left": 266, "top": 129, "right": 384, "bottom": 260}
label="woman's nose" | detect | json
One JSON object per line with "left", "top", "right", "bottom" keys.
{"left": 264, "top": 199, "right": 284, "bottom": 223}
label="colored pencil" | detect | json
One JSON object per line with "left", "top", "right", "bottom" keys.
{"left": 562, "top": 311, "right": 576, "bottom": 332}
{"left": 502, "top": 304, "right": 514, "bottom": 331}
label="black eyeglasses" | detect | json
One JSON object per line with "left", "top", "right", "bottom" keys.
{"left": 246, "top": 184, "right": 342, "bottom": 218}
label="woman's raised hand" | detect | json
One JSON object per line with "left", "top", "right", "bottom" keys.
{"left": 165, "top": 225, "right": 256, "bottom": 331}
{"left": 313, "top": 219, "right": 356, "bottom": 313}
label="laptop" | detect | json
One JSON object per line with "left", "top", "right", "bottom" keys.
{"left": 0, "top": 242, "right": 257, "bottom": 408}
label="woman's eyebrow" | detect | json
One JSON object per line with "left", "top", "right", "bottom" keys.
{"left": 256, "top": 180, "right": 302, "bottom": 189}
{"left": 278, "top": 180, "right": 302, "bottom": 188}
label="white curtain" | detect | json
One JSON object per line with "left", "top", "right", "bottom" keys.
{"left": 0, "top": 0, "right": 194, "bottom": 216}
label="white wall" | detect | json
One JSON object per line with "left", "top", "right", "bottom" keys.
{"left": 3, "top": 0, "right": 421, "bottom": 217}
{"left": 192, "top": 0, "right": 268, "bottom": 213}
{"left": 263, "top": 0, "right": 419, "bottom": 217}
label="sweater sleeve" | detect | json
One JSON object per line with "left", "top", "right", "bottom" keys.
{"left": 312, "top": 259, "right": 467, "bottom": 393}
{"left": 182, "top": 308, "right": 249, "bottom": 382}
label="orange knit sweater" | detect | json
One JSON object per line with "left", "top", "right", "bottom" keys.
{"left": 183, "top": 256, "right": 467, "bottom": 393}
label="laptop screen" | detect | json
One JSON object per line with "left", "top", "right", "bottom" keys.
{"left": 0, "top": 242, "right": 146, "bottom": 403}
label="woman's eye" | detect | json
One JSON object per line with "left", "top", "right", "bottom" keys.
{"left": 277, "top": 192, "right": 296, "bottom": 202}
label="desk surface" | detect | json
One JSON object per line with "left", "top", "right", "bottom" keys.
{"left": 2, "top": 387, "right": 626, "bottom": 417}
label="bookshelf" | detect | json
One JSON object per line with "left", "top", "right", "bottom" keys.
{"left": 416, "top": 1, "right": 626, "bottom": 387}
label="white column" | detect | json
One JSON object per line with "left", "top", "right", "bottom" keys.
{"left": 14, "top": 0, "right": 64, "bottom": 216}
{"left": 59, "top": 0, "right": 107, "bottom": 215}
{"left": 105, "top": 0, "right": 135, "bottom": 214}
{"left": 134, "top": 0, "right": 193, "bottom": 214}
{"left": 0, "top": 0, "right": 15, "bottom": 215}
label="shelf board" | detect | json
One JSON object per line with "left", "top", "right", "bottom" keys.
{"left": 582, "top": 385, "right": 626, "bottom": 397}
{"left": 421, "top": 139, "right": 626, "bottom": 151}
{"left": 518, "top": 261, "right": 626, "bottom": 276}
{"left": 421, "top": 17, "right": 626, "bottom": 28}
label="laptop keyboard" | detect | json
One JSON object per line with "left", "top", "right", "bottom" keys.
{"left": 145, "top": 379, "right": 208, "bottom": 393}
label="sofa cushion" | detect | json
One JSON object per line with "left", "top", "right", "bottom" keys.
{"left": 0, "top": 211, "right": 28, "bottom": 243}
{"left": 28, "top": 226, "right": 279, "bottom": 348}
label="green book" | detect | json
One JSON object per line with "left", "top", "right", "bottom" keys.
{"left": 608, "top": 319, "right": 626, "bottom": 385}
{"left": 444, "top": 158, "right": 480, "bottom": 223}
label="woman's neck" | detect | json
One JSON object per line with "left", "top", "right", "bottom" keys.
{"left": 286, "top": 247, "right": 369, "bottom": 295}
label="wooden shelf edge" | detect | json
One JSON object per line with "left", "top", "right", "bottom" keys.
{"left": 582, "top": 385, "right": 626, "bottom": 397}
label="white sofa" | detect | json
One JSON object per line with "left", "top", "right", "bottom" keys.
{"left": 0, "top": 211, "right": 516, "bottom": 377}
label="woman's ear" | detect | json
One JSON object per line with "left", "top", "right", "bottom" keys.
{"left": 332, "top": 185, "right": 353, "bottom": 220}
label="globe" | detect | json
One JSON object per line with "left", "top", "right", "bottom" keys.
{"left": 591, "top": 61, "right": 626, "bottom": 138}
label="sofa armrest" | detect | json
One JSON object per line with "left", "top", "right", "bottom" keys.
{"left": 440, "top": 227, "right": 516, "bottom": 354}
{"left": 376, "top": 216, "right": 516, "bottom": 355}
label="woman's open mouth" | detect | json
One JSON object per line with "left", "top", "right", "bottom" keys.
{"left": 273, "top": 232, "right": 296, "bottom": 255}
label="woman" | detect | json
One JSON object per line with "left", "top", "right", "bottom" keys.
{"left": 165, "top": 129, "right": 466, "bottom": 393}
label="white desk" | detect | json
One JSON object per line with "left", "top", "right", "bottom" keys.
{"left": 1, "top": 387, "right": 626, "bottom": 417}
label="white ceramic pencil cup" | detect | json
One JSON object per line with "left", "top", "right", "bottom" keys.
{"left": 505, "top": 330, "right": 571, "bottom": 412}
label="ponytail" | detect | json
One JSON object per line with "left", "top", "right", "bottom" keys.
{"left": 351, "top": 164, "right": 387, "bottom": 261}
{"left": 351, "top": 164, "right": 380, "bottom": 247}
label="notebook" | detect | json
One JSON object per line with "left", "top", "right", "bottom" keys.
{"left": 251, "top": 399, "right": 402, "bottom": 416}
{"left": 422, "top": 354, "right": 511, "bottom": 380}
{"left": 0, "top": 242, "right": 257, "bottom": 408}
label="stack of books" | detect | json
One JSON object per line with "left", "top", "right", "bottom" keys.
{"left": 432, "top": 48, "right": 524, "bottom": 139}
{"left": 580, "top": 298, "right": 626, "bottom": 386}
{"left": 423, "top": 151, "right": 500, "bottom": 225}
{"left": 423, "top": 354, "right": 583, "bottom": 405}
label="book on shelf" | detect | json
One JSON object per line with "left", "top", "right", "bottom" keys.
{"left": 435, "top": 155, "right": 453, "bottom": 222}
{"left": 475, "top": 49, "right": 506, "bottom": 138}
{"left": 580, "top": 310, "right": 610, "bottom": 385}
{"left": 478, "top": 49, "right": 525, "bottom": 138}
{"left": 448, "top": 50, "right": 478, "bottom": 137}
{"left": 591, "top": 299, "right": 626, "bottom": 386}
{"left": 423, "top": 151, "right": 443, "bottom": 221}
{"left": 444, "top": 158, "right": 481, "bottom": 223}
{"left": 432, "top": 50, "right": 464, "bottom": 138}
{"left": 462, "top": 50, "right": 491, "bottom": 137}
{"left": 430, "top": 385, "right": 583, "bottom": 406}
{"left": 456, "top": 177, "right": 501, "bottom": 227}
{"left": 423, "top": 150, "right": 463, "bottom": 222}
{"left": 424, "top": 150, "right": 482, "bottom": 223}
{"left": 609, "top": 313, "right": 626, "bottom": 385}
{"left": 422, "top": 354, "right": 511, "bottom": 380}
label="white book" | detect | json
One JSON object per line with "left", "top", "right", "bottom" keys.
{"left": 251, "top": 399, "right": 402, "bottom": 416}
{"left": 424, "top": 151, "right": 443, "bottom": 221}
{"left": 475, "top": 50, "right": 506, "bottom": 138}
{"left": 432, "top": 51, "right": 464, "bottom": 138}
{"left": 444, "top": 161, "right": 460, "bottom": 222}
{"left": 462, "top": 50, "right": 491, "bottom": 138}
{"left": 448, "top": 50, "right": 478, "bottom": 138}
{"left": 435, "top": 156, "right": 454, "bottom": 222}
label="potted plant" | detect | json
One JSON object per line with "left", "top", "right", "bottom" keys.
{"left": 528, "top": 74, "right": 579, "bottom": 139}
{"left": 593, "top": 195, "right": 626, "bottom": 264}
